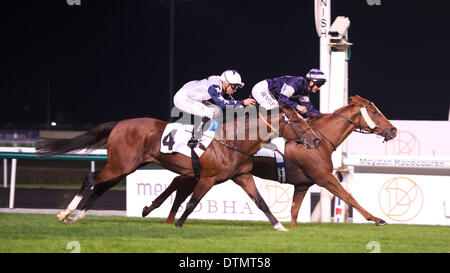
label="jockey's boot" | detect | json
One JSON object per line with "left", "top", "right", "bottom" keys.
{"left": 188, "top": 116, "right": 210, "bottom": 148}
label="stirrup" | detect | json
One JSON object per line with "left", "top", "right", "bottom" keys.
{"left": 187, "top": 137, "right": 198, "bottom": 149}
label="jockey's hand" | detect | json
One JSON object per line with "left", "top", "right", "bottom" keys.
{"left": 296, "top": 105, "right": 307, "bottom": 114}
{"left": 243, "top": 98, "right": 256, "bottom": 106}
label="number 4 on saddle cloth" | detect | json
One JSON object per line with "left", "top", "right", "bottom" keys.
{"left": 160, "top": 121, "right": 287, "bottom": 183}
{"left": 160, "top": 121, "right": 218, "bottom": 158}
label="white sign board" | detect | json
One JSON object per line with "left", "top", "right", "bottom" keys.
{"left": 126, "top": 169, "right": 312, "bottom": 223}
{"left": 347, "top": 120, "right": 450, "bottom": 157}
{"left": 351, "top": 173, "right": 450, "bottom": 225}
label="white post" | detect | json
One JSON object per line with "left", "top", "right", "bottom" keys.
{"left": 329, "top": 51, "right": 346, "bottom": 169}
{"left": 315, "top": 0, "right": 332, "bottom": 223}
{"left": 9, "top": 158, "right": 17, "bottom": 209}
{"left": 315, "top": 0, "right": 331, "bottom": 114}
{"left": 90, "top": 161, "right": 95, "bottom": 172}
{"left": 3, "top": 159, "right": 7, "bottom": 188}
{"left": 320, "top": 187, "right": 332, "bottom": 222}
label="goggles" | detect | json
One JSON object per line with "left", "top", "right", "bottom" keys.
{"left": 313, "top": 81, "right": 325, "bottom": 88}
{"left": 230, "top": 84, "right": 242, "bottom": 90}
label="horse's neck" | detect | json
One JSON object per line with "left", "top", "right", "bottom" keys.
{"left": 217, "top": 113, "right": 275, "bottom": 155}
{"left": 314, "top": 105, "right": 359, "bottom": 151}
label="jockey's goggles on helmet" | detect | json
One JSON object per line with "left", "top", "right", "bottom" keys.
{"left": 313, "top": 80, "right": 325, "bottom": 87}
{"left": 230, "top": 84, "right": 242, "bottom": 90}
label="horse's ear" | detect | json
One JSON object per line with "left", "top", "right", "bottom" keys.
{"left": 349, "top": 94, "right": 362, "bottom": 103}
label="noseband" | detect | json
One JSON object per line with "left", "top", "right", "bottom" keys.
{"left": 314, "top": 102, "right": 390, "bottom": 151}
{"left": 332, "top": 102, "right": 378, "bottom": 134}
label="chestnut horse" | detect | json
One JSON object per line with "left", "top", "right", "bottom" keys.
{"left": 37, "top": 105, "right": 320, "bottom": 230}
{"left": 145, "top": 95, "right": 397, "bottom": 226}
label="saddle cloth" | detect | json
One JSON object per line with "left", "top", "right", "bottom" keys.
{"left": 254, "top": 137, "right": 287, "bottom": 183}
{"left": 160, "top": 123, "right": 216, "bottom": 158}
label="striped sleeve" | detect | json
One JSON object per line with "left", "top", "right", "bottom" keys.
{"left": 207, "top": 85, "right": 243, "bottom": 108}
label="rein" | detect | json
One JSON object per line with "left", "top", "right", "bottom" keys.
{"left": 310, "top": 102, "right": 381, "bottom": 151}
{"left": 209, "top": 110, "right": 310, "bottom": 157}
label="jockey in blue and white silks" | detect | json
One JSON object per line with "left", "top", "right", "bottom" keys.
{"left": 174, "top": 69, "right": 256, "bottom": 141}
{"left": 251, "top": 69, "right": 326, "bottom": 118}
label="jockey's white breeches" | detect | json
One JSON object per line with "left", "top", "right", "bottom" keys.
{"left": 251, "top": 80, "right": 278, "bottom": 110}
{"left": 173, "top": 91, "right": 217, "bottom": 119}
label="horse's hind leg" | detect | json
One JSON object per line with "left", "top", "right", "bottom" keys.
{"left": 57, "top": 172, "right": 96, "bottom": 222}
{"left": 58, "top": 162, "right": 132, "bottom": 223}
{"left": 69, "top": 179, "right": 121, "bottom": 223}
{"left": 233, "top": 173, "right": 287, "bottom": 231}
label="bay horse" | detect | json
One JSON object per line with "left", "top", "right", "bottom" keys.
{"left": 144, "top": 95, "right": 397, "bottom": 226}
{"left": 37, "top": 105, "right": 320, "bottom": 230}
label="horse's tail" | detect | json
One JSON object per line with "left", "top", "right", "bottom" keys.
{"left": 36, "top": 121, "right": 119, "bottom": 156}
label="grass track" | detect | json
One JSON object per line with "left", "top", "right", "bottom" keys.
{"left": 0, "top": 213, "right": 449, "bottom": 253}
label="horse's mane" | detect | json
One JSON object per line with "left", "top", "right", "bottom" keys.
{"left": 217, "top": 103, "right": 294, "bottom": 125}
{"left": 308, "top": 94, "right": 368, "bottom": 124}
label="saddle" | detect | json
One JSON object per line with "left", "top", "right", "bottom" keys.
{"left": 160, "top": 121, "right": 217, "bottom": 181}
{"left": 254, "top": 137, "right": 287, "bottom": 183}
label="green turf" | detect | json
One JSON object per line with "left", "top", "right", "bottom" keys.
{"left": 0, "top": 213, "right": 449, "bottom": 253}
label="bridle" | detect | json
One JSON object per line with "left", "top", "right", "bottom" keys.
{"left": 281, "top": 113, "right": 316, "bottom": 144}
{"left": 259, "top": 111, "right": 315, "bottom": 144}
{"left": 333, "top": 102, "right": 377, "bottom": 134}
{"left": 311, "top": 102, "right": 389, "bottom": 151}
{"left": 211, "top": 110, "right": 315, "bottom": 157}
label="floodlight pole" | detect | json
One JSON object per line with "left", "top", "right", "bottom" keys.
{"left": 168, "top": 0, "right": 175, "bottom": 121}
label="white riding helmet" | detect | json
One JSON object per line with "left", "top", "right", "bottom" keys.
{"left": 220, "top": 69, "right": 245, "bottom": 87}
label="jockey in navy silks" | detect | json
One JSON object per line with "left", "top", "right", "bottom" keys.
{"left": 251, "top": 69, "right": 326, "bottom": 118}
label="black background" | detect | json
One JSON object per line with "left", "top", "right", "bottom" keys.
{"left": 1, "top": 0, "right": 449, "bottom": 129}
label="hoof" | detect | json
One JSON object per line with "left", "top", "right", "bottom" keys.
{"left": 64, "top": 217, "right": 74, "bottom": 224}
{"left": 57, "top": 211, "right": 67, "bottom": 222}
{"left": 142, "top": 206, "right": 150, "bottom": 217}
{"left": 273, "top": 222, "right": 288, "bottom": 232}
{"left": 375, "top": 219, "right": 387, "bottom": 226}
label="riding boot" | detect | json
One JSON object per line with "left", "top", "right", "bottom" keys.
{"left": 187, "top": 116, "right": 210, "bottom": 148}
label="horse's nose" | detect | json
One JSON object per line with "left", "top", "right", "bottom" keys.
{"left": 391, "top": 127, "right": 397, "bottom": 136}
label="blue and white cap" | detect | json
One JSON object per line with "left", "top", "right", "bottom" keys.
{"left": 305, "top": 69, "right": 326, "bottom": 83}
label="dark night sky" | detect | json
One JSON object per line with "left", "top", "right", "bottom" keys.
{"left": 1, "top": 0, "right": 449, "bottom": 130}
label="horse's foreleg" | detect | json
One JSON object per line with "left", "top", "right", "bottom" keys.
{"left": 233, "top": 173, "right": 287, "bottom": 231}
{"left": 57, "top": 172, "right": 96, "bottom": 222}
{"left": 290, "top": 186, "right": 309, "bottom": 228}
{"left": 142, "top": 175, "right": 192, "bottom": 218}
{"left": 318, "top": 173, "right": 386, "bottom": 226}
{"left": 174, "top": 177, "right": 215, "bottom": 228}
